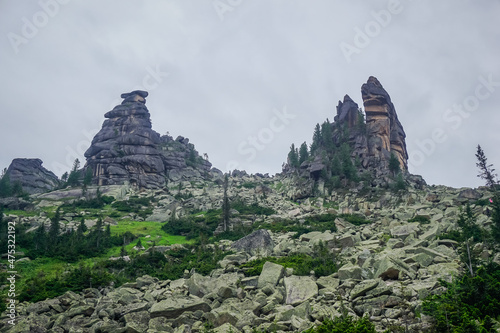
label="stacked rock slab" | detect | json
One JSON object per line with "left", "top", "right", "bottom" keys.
{"left": 84, "top": 91, "right": 166, "bottom": 188}
{"left": 5, "top": 158, "right": 60, "bottom": 194}
{"left": 361, "top": 76, "right": 408, "bottom": 171}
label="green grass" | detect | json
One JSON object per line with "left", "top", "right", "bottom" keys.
{"left": 110, "top": 220, "right": 188, "bottom": 243}
{"left": 2, "top": 209, "right": 38, "bottom": 217}
{"left": 106, "top": 220, "right": 191, "bottom": 256}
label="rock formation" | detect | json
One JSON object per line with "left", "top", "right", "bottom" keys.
{"left": 334, "top": 94, "right": 359, "bottom": 128}
{"left": 362, "top": 76, "right": 408, "bottom": 171}
{"left": 5, "top": 158, "right": 60, "bottom": 194}
{"left": 84, "top": 90, "right": 166, "bottom": 188}
{"left": 84, "top": 90, "right": 212, "bottom": 188}
{"left": 287, "top": 76, "right": 410, "bottom": 185}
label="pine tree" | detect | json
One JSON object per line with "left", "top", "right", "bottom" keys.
{"left": 120, "top": 245, "right": 128, "bottom": 257}
{"left": 476, "top": 145, "right": 497, "bottom": 188}
{"left": 77, "top": 218, "right": 87, "bottom": 236}
{"left": 310, "top": 123, "right": 322, "bottom": 153}
{"left": 457, "top": 204, "right": 483, "bottom": 277}
{"left": 136, "top": 238, "right": 143, "bottom": 249}
{"left": 0, "top": 205, "right": 5, "bottom": 246}
{"left": 222, "top": 173, "right": 230, "bottom": 232}
{"left": 321, "top": 119, "right": 333, "bottom": 151}
{"left": 105, "top": 224, "right": 111, "bottom": 239}
{"left": 331, "top": 156, "right": 341, "bottom": 176}
{"left": 94, "top": 217, "right": 103, "bottom": 249}
{"left": 61, "top": 172, "right": 69, "bottom": 183}
{"left": 66, "top": 158, "right": 81, "bottom": 187}
{"left": 288, "top": 144, "right": 299, "bottom": 168}
{"left": 11, "top": 181, "right": 24, "bottom": 197}
{"left": 48, "top": 208, "right": 61, "bottom": 254}
{"left": 340, "top": 143, "right": 356, "bottom": 181}
{"left": 82, "top": 168, "right": 93, "bottom": 195}
{"left": 357, "top": 108, "right": 366, "bottom": 134}
{"left": 298, "top": 142, "right": 309, "bottom": 165}
{"left": 0, "top": 173, "right": 12, "bottom": 198}
{"left": 34, "top": 223, "right": 46, "bottom": 253}
{"left": 475, "top": 145, "right": 500, "bottom": 247}
{"left": 389, "top": 152, "right": 401, "bottom": 176}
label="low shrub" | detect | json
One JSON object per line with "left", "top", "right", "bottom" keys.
{"left": 240, "top": 242, "right": 337, "bottom": 278}
{"left": 339, "top": 213, "right": 371, "bottom": 226}
{"left": 408, "top": 215, "right": 431, "bottom": 224}
{"left": 304, "top": 315, "right": 378, "bottom": 333}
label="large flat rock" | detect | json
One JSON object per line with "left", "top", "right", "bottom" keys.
{"left": 258, "top": 262, "right": 284, "bottom": 288}
{"left": 150, "top": 296, "right": 211, "bottom": 318}
{"left": 284, "top": 276, "right": 318, "bottom": 305}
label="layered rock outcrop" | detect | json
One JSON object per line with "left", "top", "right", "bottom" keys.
{"left": 84, "top": 90, "right": 212, "bottom": 188}
{"left": 362, "top": 76, "right": 408, "bottom": 171}
{"left": 289, "top": 76, "right": 410, "bottom": 184}
{"left": 84, "top": 91, "right": 166, "bottom": 188}
{"left": 5, "top": 158, "right": 60, "bottom": 194}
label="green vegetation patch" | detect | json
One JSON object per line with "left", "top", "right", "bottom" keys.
{"left": 231, "top": 200, "right": 276, "bottom": 216}
{"left": 339, "top": 213, "right": 371, "bottom": 226}
{"left": 240, "top": 242, "right": 337, "bottom": 278}
{"left": 105, "top": 244, "right": 229, "bottom": 282}
{"left": 423, "top": 263, "right": 500, "bottom": 332}
{"left": 408, "top": 215, "right": 431, "bottom": 224}
{"left": 304, "top": 315, "right": 378, "bottom": 333}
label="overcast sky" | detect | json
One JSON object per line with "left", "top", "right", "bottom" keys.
{"left": 1, "top": 1, "right": 499, "bottom": 188}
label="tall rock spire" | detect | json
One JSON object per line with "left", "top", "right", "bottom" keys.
{"left": 84, "top": 90, "right": 166, "bottom": 188}
{"left": 84, "top": 90, "right": 213, "bottom": 188}
{"left": 361, "top": 76, "right": 408, "bottom": 171}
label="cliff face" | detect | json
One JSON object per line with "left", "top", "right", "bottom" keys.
{"left": 84, "top": 91, "right": 212, "bottom": 188}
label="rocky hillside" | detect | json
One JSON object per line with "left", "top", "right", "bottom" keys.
{"left": 1, "top": 171, "right": 498, "bottom": 332}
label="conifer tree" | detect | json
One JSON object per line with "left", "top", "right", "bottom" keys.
{"left": 310, "top": 123, "right": 322, "bottom": 153}
{"left": 0, "top": 172, "right": 12, "bottom": 197}
{"left": 321, "top": 119, "right": 333, "bottom": 151}
{"left": 222, "top": 173, "right": 230, "bottom": 232}
{"left": 120, "top": 245, "right": 128, "bottom": 257}
{"left": 34, "top": 223, "right": 46, "bottom": 253}
{"left": 288, "top": 144, "right": 299, "bottom": 168}
{"left": 475, "top": 145, "right": 500, "bottom": 247}
{"left": 136, "top": 238, "right": 143, "bottom": 249}
{"left": 388, "top": 152, "right": 401, "bottom": 176}
{"left": 66, "top": 158, "right": 81, "bottom": 187}
{"left": 298, "top": 142, "right": 309, "bottom": 165}
{"left": 476, "top": 145, "right": 497, "bottom": 188}
{"left": 48, "top": 208, "right": 61, "bottom": 254}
